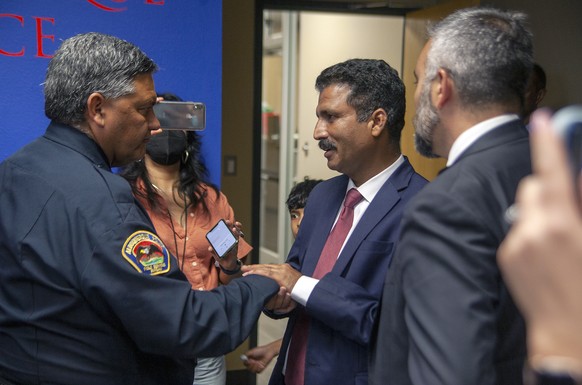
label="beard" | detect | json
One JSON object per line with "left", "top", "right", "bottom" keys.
{"left": 413, "top": 81, "right": 440, "bottom": 159}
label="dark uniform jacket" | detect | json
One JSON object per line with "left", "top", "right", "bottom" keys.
{"left": 0, "top": 122, "right": 278, "bottom": 385}
{"left": 369, "top": 119, "right": 531, "bottom": 385}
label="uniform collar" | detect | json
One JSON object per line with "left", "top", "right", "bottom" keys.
{"left": 44, "top": 121, "right": 111, "bottom": 171}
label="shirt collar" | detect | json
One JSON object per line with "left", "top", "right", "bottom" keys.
{"left": 447, "top": 114, "right": 520, "bottom": 166}
{"left": 347, "top": 154, "right": 404, "bottom": 202}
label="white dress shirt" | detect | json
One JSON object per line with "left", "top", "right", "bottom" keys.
{"left": 447, "top": 114, "right": 520, "bottom": 166}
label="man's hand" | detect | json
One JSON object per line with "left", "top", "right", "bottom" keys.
{"left": 241, "top": 339, "right": 282, "bottom": 373}
{"left": 241, "top": 263, "right": 302, "bottom": 293}
{"left": 498, "top": 109, "right": 582, "bottom": 370}
{"left": 264, "top": 286, "right": 296, "bottom": 314}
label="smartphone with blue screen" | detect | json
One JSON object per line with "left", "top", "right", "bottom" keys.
{"left": 205, "top": 219, "right": 238, "bottom": 259}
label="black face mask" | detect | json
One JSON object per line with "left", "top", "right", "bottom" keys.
{"left": 146, "top": 130, "right": 188, "bottom": 165}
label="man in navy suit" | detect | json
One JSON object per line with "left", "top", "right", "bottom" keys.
{"left": 369, "top": 7, "right": 534, "bottom": 385}
{"left": 243, "top": 59, "right": 427, "bottom": 385}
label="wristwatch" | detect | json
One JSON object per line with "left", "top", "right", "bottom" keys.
{"left": 219, "top": 259, "right": 242, "bottom": 275}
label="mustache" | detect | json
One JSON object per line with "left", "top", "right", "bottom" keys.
{"left": 318, "top": 139, "right": 336, "bottom": 151}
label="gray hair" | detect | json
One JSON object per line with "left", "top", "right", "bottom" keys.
{"left": 426, "top": 7, "right": 533, "bottom": 110}
{"left": 44, "top": 32, "right": 158, "bottom": 126}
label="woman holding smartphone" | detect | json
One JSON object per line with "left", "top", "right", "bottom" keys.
{"left": 121, "top": 93, "right": 249, "bottom": 385}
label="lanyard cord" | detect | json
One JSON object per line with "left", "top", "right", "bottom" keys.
{"left": 151, "top": 183, "right": 190, "bottom": 273}
{"left": 166, "top": 200, "right": 189, "bottom": 272}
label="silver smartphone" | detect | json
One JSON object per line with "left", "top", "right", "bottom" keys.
{"left": 205, "top": 219, "right": 238, "bottom": 259}
{"left": 153, "top": 101, "right": 206, "bottom": 131}
{"left": 552, "top": 105, "right": 582, "bottom": 183}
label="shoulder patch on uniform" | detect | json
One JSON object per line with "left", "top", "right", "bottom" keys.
{"left": 122, "top": 231, "right": 171, "bottom": 275}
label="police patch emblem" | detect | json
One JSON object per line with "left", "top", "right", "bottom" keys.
{"left": 122, "top": 231, "right": 171, "bottom": 275}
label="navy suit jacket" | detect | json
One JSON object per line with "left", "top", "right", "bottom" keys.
{"left": 268, "top": 157, "right": 427, "bottom": 385}
{"left": 369, "top": 120, "right": 531, "bottom": 385}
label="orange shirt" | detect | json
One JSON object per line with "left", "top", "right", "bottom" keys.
{"left": 135, "top": 181, "right": 252, "bottom": 291}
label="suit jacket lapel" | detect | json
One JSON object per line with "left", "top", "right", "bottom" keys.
{"left": 331, "top": 158, "right": 414, "bottom": 275}
{"left": 438, "top": 121, "right": 528, "bottom": 178}
{"left": 455, "top": 120, "right": 528, "bottom": 164}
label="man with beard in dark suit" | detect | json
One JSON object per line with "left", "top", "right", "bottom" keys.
{"left": 369, "top": 7, "right": 534, "bottom": 385}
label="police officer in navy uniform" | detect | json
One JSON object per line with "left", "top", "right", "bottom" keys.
{"left": 0, "top": 32, "right": 278, "bottom": 385}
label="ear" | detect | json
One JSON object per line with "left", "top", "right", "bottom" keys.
{"left": 432, "top": 68, "right": 453, "bottom": 109}
{"left": 86, "top": 92, "right": 107, "bottom": 127}
{"left": 368, "top": 108, "right": 388, "bottom": 138}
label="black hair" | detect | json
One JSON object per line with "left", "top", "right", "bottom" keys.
{"left": 531, "top": 63, "right": 547, "bottom": 90}
{"left": 120, "top": 93, "right": 218, "bottom": 214}
{"left": 315, "top": 58, "right": 405, "bottom": 145}
{"left": 286, "top": 178, "right": 323, "bottom": 212}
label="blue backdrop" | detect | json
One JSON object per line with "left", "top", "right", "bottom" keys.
{"left": 0, "top": 0, "right": 222, "bottom": 185}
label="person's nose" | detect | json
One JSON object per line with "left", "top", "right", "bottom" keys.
{"left": 313, "top": 119, "right": 327, "bottom": 140}
{"left": 148, "top": 108, "right": 161, "bottom": 132}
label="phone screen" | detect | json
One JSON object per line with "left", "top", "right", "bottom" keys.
{"left": 153, "top": 101, "right": 206, "bottom": 131}
{"left": 206, "top": 220, "right": 238, "bottom": 258}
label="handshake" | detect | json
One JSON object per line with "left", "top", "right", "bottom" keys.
{"left": 242, "top": 263, "right": 302, "bottom": 313}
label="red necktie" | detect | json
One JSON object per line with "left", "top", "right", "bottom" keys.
{"left": 285, "top": 188, "right": 363, "bottom": 385}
